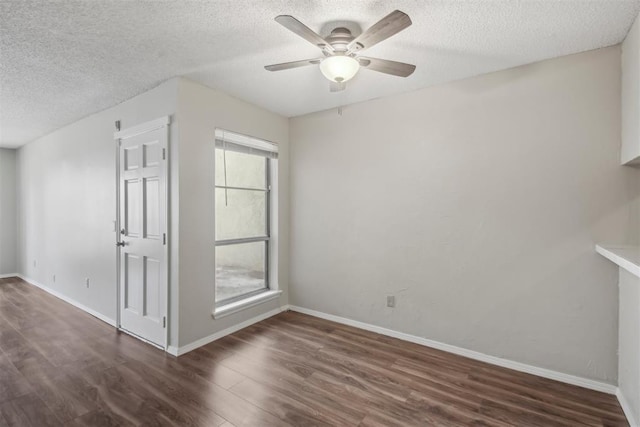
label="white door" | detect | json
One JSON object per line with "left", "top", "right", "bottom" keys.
{"left": 115, "top": 118, "right": 169, "bottom": 348}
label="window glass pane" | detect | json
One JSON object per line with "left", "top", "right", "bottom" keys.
{"left": 216, "top": 242, "right": 266, "bottom": 302}
{"left": 215, "top": 188, "right": 266, "bottom": 240}
{"left": 215, "top": 149, "right": 266, "bottom": 189}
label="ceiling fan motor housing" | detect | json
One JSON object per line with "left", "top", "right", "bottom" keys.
{"left": 324, "top": 27, "right": 359, "bottom": 53}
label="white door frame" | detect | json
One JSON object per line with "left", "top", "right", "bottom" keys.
{"left": 114, "top": 116, "right": 170, "bottom": 350}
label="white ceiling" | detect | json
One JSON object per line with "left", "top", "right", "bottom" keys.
{"left": 1, "top": 0, "right": 639, "bottom": 148}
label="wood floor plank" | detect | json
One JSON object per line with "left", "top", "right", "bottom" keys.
{"left": 390, "top": 358, "right": 606, "bottom": 426}
{"left": 114, "top": 362, "right": 228, "bottom": 426}
{"left": 220, "top": 329, "right": 413, "bottom": 403}
{"left": 23, "top": 369, "right": 98, "bottom": 423}
{"left": 471, "top": 366, "right": 625, "bottom": 416}
{"left": 173, "top": 351, "right": 245, "bottom": 390}
{"left": 219, "top": 350, "right": 366, "bottom": 425}
{"left": 0, "top": 278, "right": 629, "bottom": 427}
{"left": 65, "top": 409, "right": 136, "bottom": 427}
{"left": 0, "top": 353, "right": 31, "bottom": 404}
{"left": 229, "top": 378, "right": 341, "bottom": 426}
{"left": 122, "top": 357, "right": 285, "bottom": 427}
{"left": 0, "top": 393, "right": 62, "bottom": 427}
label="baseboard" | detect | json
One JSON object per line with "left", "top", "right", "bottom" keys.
{"left": 167, "top": 305, "right": 289, "bottom": 356}
{"left": 17, "top": 274, "right": 117, "bottom": 327}
{"left": 617, "top": 388, "right": 639, "bottom": 427}
{"left": 0, "top": 273, "right": 19, "bottom": 279}
{"left": 288, "top": 305, "right": 617, "bottom": 395}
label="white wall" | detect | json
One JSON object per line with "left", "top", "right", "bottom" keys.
{"left": 618, "top": 268, "right": 640, "bottom": 424}
{"left": 13, "top": 76, "right": 288, "bottom": 350}
{"left": 175, "top": 78, "right": 289, "bottom": 347}
{"left": 290, "top": 46, "right": 640, "bottom": 383}
{"left": 0, "top": 148, "right": 17, "bottom": 275}
{"left": 618, "top": 11, "right": 640, "bottom": 424}
{"left": 16, "top": 79, "right": 179, "bottom": 332}
{"left": 622, "top": 12, "right": 640, "bottom": 166}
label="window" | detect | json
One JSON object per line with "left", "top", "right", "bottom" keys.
{"left": 214, "top": 129, "right": 277, "bottom": 306}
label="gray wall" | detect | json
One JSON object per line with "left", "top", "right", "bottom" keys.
{"left": 16, "top": 79, "right": 179, "bottom": 333}
{"left": 12, "top": 76, "right": 289, "bottom": 350}
{"left": 0, "top": 148, "right": 17, "bottom": 275}
{"left": 622, "top": 10, "right": 640, "bottom": 165}
{"left": 618, "top": 11, "right": 640, "bottom": 424}
{"left": 290, "top": 46, "right": 640, "bottom": 383}
{"left": 175, "top": 78, "right": 289, "bottom": 347}
{"left": 618, "top": 268, "right": 640, "bottom": 423}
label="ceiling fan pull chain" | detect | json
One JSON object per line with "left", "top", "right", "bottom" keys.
{"left": 222, "top": 131, "right": 229, "bottom": 207}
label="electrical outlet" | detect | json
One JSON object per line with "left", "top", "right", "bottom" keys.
{"left": 386, "top": 295, "right": 395, "bottom": 308}
{"left": 52, "top": 274, "right": 56, "bottom": 283}
{"left": 85, "top": 277, "right": 90, "bottom": 288}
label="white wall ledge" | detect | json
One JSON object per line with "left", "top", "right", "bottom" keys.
{"left": 596, "top": 244, "right": 640, "bottom": 278}
{"left": 213, "top": 290, "right": 282, "bottom": 319}
{"left": 622, "top": 156, "right": 640, "bottom": 167}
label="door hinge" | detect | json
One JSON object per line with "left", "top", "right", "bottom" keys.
{"left": 163, "top": 233, "right": 166, "bottom": 245}
{"left": 162, "top": 148, "right": 166, "bottom": 160}
{"left": 163, "top": 316, "right": 166, "bottom": 328}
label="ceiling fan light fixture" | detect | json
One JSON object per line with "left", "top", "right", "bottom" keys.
{"left": 319, "top": 56, "right": 360, "bottom": 83}
{"left": 266, "top": 11, "right": 415, "bottom": 91}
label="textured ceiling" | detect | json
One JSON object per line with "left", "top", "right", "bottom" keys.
{"left": 1, "top": 0, "right": 639, "bottom": 148}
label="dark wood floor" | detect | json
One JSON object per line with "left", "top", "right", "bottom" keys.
{"left": 0, "top": 277, "right": 628, "bottom": 427}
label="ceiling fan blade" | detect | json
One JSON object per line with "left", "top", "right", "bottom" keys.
{"left": 347, "top": 10, "right": 411, "bottom": 53}
{"left": 275, "top": 15, "right": 334, "bottom": 53}
{"left": 358, "top": 57, "right": 416, "bottom": 77}
{"left": 265, "top": 58, "right": 322, "bottom": 72}
{"left": 329, "top": 81, "right": 346, "bottom": 92}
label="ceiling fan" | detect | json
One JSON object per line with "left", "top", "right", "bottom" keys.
{"left": 265, "top": 10, "right": 416, "bottom": 92}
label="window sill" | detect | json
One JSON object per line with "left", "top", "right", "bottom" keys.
{"left": 213, "top": 290, "right": 282, "bottom": 319}
{"left": 596, "top": 244, "right": 640, "bottom": 279}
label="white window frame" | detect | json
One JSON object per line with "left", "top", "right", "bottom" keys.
{"left": 213, "top": 129, "right": 280, "bottom": 315}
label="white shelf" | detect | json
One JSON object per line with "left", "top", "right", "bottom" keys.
{"left": 596, "top": 244, "right": 640, "bottom": 278}
{"left": 213, "top": 290, "right": 282, "bottom": 319}
{"left": 622, "top": 156, "right": 640, "bottom": 167}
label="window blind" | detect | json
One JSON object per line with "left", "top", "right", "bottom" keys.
{"left": 215, "top": 129, "right": 278, "bottom": 159}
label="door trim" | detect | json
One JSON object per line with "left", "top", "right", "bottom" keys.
{"left": 114, "top": 116, "right": 170, "bottom": 351}
{"left": 114, "top": 116, "right": 170, "bottom": 140}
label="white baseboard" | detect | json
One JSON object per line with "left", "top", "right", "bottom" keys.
{"left": 617, "top": 388, "right": 639, "bottom": 427}
{"left": 167, "top": 305, "right": 288, "bottom": 356}
{"left": 17, "top": 274, "right": 117, "bottom": 327}
{"left": 0, "top": 273, "right": 19, "bottom": 279}
{"left": 288, "top": 305, "right": 617, "bottom": 395}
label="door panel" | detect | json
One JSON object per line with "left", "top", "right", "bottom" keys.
{"left": 118, "top": 123, "right": 167, "bottom": 348}
{"left": 125, "top": 179, "right": 141, "bottom": 237}
{"left": 143, "top": 141, "right": 160, "bottom": 167}
{"left": 144, "top": 256, "right": 161, "bottom": 320}
{"left": 125, "top": 253, "right": 142, "bottom": 314}
{"left": 144, "top": 177, "right": 160, "bottom": 239}
{"left": 124, "top": 146, "right": 140, "bottom": 170}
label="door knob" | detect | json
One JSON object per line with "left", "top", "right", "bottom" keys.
{"left": 116, "top": 241, "right": 125, "bottom": 247}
